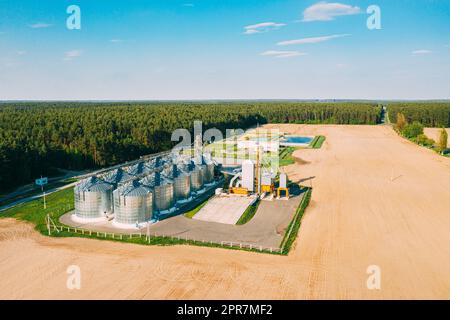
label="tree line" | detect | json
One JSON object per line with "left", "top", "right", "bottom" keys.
{"left": 0, "top": 101, "right": 381, "bottom": 192}
{"left": 395, "top": 112, "right": 448, "bottom": 154}
{"left": 388, "top": 102, "right": 450, "bottom": 127}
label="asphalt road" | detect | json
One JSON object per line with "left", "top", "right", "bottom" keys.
{"left": 0, "top": 181, "right": 77, "bottom": 212}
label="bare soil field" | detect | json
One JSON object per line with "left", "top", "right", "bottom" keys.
{"left": 424, "top": 128, "right": 450, "bottom": 148}
{"left": 1, "top": 125, "right": 450, "bottom": 299}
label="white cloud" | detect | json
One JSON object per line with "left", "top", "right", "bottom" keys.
{"left": 63, "top": 50, "right": 83, "bottom": 61}
{"left": 277, "top": 34, "right": 350, "bottom": 46}
{"left": 244, "top": 22, "right": 286, "bottom": 35}
{"left": 183, "top": 3, "right": 194, "bottom": 7}
{"left": 29, "top": 23, "right": 53, "bottom": 29}
{"left": 17, "top": 51, "right": 27, "bottom": 55}
{"left": 303, "top": 2, "right": 361, "bottom": 22}
{"left": 260, "top": 50, "right": 307, "bottom": 58}
{"left": 109, "top": 39, "right": 124, "bottom": 43}
{"left": 412, "top": 49, "right": 432, "bottom": 55}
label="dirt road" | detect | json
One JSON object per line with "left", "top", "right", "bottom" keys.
{"left": 1, "top": 125, "right": 450, "bottom": 299}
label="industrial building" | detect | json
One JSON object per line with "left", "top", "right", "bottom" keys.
{"left": 227, "top": 146, "right": 289, "bottom": 199}
{"left": 73, "top": 144, "right": 222, "bottom": 227}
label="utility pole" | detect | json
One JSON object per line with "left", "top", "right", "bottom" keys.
{"left": 36, "top": 176, "right": 48, "bottom": 209}
{"left": 41, "top": 184, "right": 46, "bottom": 209}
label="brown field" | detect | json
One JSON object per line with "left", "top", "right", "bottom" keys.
{"left": 1, "top": 125, "right": 450, "bottom": 299}
{"left": 424, "top": 128, "right": 450, "bottom": 148}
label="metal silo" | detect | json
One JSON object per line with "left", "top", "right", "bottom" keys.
{"left": 197, "top": 164, "right": 207, "bottom": 186}
{"left": 74, "top": 176, "right": 113, "bottom": 219}
{"left": 146, "top": 171, "right": 173, "bottom": 211}
{"left": 203, "top": 163, "right": 215, "bottom": 183}
{"left": 103, "top": 168, "right": 134, "bottom": 187}
{"left": 127, "top": 162, "right": 152, "bottom": 176}
{"left": 187, "top": 161, "right": 203, "bottom": 191}
{"left": 201, "top": 153, "right": 215, "bottom": 184}
{"left": 165, "top": 164, "right": 191, "bottom": 201}
{"left": 113, "top": 180, "right": 153, "bottom": 225}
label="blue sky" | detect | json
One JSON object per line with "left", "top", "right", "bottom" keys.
{"left": 0, "top": 0, "right": 449, "bottom": 100}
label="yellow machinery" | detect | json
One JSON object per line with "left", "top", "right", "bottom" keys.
{"left": 229, "top": 187, "right": 249, "bottom": 195}
{"left": 261, "top": 184, "right": 274, "bottom": 193}
{"left": 277, "top": 172, "right": 289, "bottom": 199}
{"left": 277, "top": 187, "right": 289, "bottom": 199}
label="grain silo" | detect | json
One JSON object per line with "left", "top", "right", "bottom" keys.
{"left": 74, "top": 176, "right": 113, "bottom": 219}
{"left": 202, "top": 156, "right": 215, "bottom": 184}
{"left": 127, "top": 162, "right": 152, "bottom": 176}
{"left": 103, "top": 168, "right": 134, "bottom": 187}
{"left": 154, "top": 173, "right": 175, "bottom": 211}
{"left": 187, "top": 161, "right": 204, "bottom": 192}
{"left": 140, "top": 171, "right": 176, "bottom": 212}
{"left": 164, "top": 164, "right": 191, "bottom": 201}
{"left": 113, "top": 180, "right": 153, "bottom": 225}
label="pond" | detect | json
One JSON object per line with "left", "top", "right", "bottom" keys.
{"left": 280, "top": 136, "right": 313, "bottom": 146}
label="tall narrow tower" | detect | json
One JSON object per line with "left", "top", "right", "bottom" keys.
{"left": 194, "top": 134, "right": 203, "bottom": 165}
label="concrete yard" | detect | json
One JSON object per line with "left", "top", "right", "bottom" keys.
{"left": 193, "top": 194, "right": 257, "bottom": 225}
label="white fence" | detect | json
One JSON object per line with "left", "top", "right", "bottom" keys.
{"left": 46, "top": 204, "right": 284, "bottom": 255}
{"left": 50, "top": 223, "right": 282, "bottom": 254}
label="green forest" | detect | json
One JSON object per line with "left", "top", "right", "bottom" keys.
{"left": 2, "top": 101, "right": 449, "bottom": 193}
{"left": 0, "top": 101, "right": 381, "bottom": 192}
{"left": 388, "top": 102, "right": 450, "bottom": 127}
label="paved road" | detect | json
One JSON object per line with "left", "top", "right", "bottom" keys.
{"left": 0, "top": 149, "right": 175, "bottom": 212}
{"left": 0, "top": 182, "right": 77, "bottom": 212}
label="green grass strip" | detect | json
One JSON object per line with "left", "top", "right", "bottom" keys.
{"left": 280, "top": 187, "right": 312, "bottom": 255}
{"left": 310, "top": 136, "right": 326, "bottom": 149}
{"left": 184, "top": 197, "right": 210, "bottom": 219}
{"left": 236, "top": 199, "right": 260, "bottom": 225}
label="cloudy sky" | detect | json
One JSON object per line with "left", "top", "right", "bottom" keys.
{"left": 0, "top": 0, "right": 449, "bottom": 100}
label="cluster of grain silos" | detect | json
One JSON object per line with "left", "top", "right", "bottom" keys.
{"left": 73, "top": 151, "right": 219, "bottom": 227}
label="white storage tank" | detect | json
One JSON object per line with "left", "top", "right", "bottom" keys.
{"left": 74, "top": 176, "right": 114, "bottom": 219}
{"left": 261, "top": 171, "right": 275, "bottom": 186}
{"left": 242, "top": 160, "right": 255, "bottom": 192}
{"left": 113, "top": 180, "right": 153, "bottom": 225}
{"left": 279, "top": 173, "right": 288, "bottom": 188}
